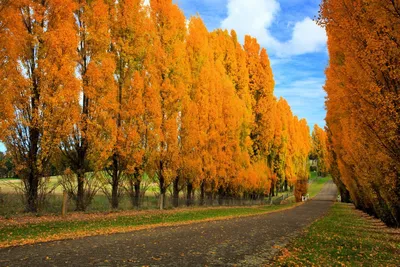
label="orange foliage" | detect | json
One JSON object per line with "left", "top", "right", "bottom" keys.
{"left": 0, "top": 0, "right": 79, "bottom": 212}
{"left": 320, "top": 0, "right": 400, "bottom": 226}
{"left": 59, "top": 0, "right": 118, "bottom": 211}
{"left": 0, "top": 0, "right": 314, "bottom": 211}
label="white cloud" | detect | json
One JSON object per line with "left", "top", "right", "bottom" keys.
{"left": 280, "top": 17, "right": 326, "bottom": 57}
{"left": 221, "top": 0, "right": 327, "bottom": 57}
{"left": 221, "top": 0, "right": 280, "bottom": 49}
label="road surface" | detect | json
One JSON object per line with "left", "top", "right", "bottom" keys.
{"left": 0, "top": 181, "right": 337, "bottom": 266}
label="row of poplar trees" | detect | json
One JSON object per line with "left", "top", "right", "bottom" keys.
{"left": 319, "top": 0, "right": 400, "bottom": 226}
{"left": 0, "top": 0, "right": 311, "bottom": 212}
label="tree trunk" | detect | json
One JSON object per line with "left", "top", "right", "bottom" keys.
{"left": 159, "top": 169, "right": 166, "bottom": 210}
{"left": 111, "top": 154, "right": 119, "bottom": 209}
{"left": 25, "top": 36, "right": 41, "bottom": 213}
{"left": 340, "top": 187, "right": 351, "bottom": 203}
{"left": 159, "top": 188, "right": 166, "bottom": 210}
{"left": 207, "top": 191, "right": 213, "bottom": 205}
{"left": 76, "top": 172, "right": 85, "bottom": 211}
{"left": 270, "top": 181, "right": 275, "bottom": 197}
{"left": 133, "top": 180, "right": 141, "bottom": 208}
{"left": 172, "top": 176, "right": 179, "bottom": 208}
{"left": 26, "top": 171, "right": 39, "bottom": 213}
{"left": 200, "top": 181, "right": 205, "bottom": 206}
{"left": 26, "top": 101, "right": 40, "bottom": 213}
{"left": 218, "top": 186, "right": 224, "bottom": 205}
{"left": 186, "top": 182, "right": 193, "bottom": 206}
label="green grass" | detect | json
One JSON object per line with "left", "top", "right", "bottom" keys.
{"left": 276, "top": 203, "right": 400, "bottom": 266}
{"left": 309, "top": 171, "right": 318, "bottom": 180}
{"left": 0, "top": 203, "right": 297, "bottom": 246}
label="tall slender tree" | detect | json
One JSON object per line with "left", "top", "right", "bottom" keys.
{"left": 60, "top": 0, "right": 117, "bottom": 211}
{"left": 244, "top": 36, "right": 275, "bottom": 161}
{"left": 107, "top": 0, "right": 152, "bottom": 209}
{"left": 150, "top": 0, "right": 188, "bottom": 209}
{"left": 0, "top": 0, "right": 79, "bottom": 212}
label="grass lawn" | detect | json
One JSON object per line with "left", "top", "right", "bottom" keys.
{"left": 275, "top": 203, "right": 400, "bottom": 266}
{"left": 310, "top": 171, "right": 318, "bottom": 180}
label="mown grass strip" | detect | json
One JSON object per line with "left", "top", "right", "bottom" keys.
{"left": 275, "top": 203, "right": 400, "bottom": 266}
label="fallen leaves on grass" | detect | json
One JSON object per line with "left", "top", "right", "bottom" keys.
{"left": 273, "top": 203, "right": 400, "bottom": 266}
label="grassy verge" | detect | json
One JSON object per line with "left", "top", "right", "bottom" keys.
{"left": 275, "top": 203, "right": 400, "bottom": 266}
{"left": 0, "top": 203, "right": 300, "bottom": 248}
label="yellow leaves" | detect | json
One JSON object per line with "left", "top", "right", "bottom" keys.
{"left": 1, "top": 0, "right": 314, "bottom": 211}
{"left": 320, "top": 0, "right": 400, "bottom": 225}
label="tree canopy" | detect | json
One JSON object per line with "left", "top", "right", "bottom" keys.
{"left": 0, "top": 0, "right": 312, "bottom": 212}
{"left": 320, "top": 0, "right": 400, "bottom": 226}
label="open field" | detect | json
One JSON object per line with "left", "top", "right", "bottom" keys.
{"left": 0, "top": 176, "right": 330, "bottom": 216}
{"left": 0, "top": 175, "right": 160, "bottom": 195}
{"left": 0, "top": 177, "right": 61, "bottom": 194}
{"left": 1, "top": 173, "right": 321, "bottom": 216}
{"left": 0, "top": 187, "right": 292, "bottom": 216}
{"left": 275, "top": 203, "right": 400, "bottom": 266}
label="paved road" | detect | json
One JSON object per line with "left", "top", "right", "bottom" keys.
{"left": 0, "top": 181, "right": 337, "bottom": 267}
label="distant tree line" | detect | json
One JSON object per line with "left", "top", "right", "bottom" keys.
{"left": 0, "top": 152, "right": 14, "bottom": 178}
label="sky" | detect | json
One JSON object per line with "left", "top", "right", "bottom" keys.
{"left": 0, "top": 0, "right": 327, "bottom": 153}
{"left": 176, "top": 0, "right": 328, "bottom": 129}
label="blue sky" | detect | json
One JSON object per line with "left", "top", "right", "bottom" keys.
{"left": 176, "top": 0, "right": 328, "bottom": 130}
{"left": 0, "top": 0, "right": 327, "bottom": 153}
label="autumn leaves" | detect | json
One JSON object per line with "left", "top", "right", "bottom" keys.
{"left": 0, "top": 0, "right": 311, "bottom": 212}
{"left": 320, "top": 0, "right": 400, "bottom": 226}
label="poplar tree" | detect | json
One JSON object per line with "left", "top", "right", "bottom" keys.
{"left": 60, "top": 0, "right": 117, "bottom": 211}
{"left": 0, "top": 0, "right": 79, "bottom": 212}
